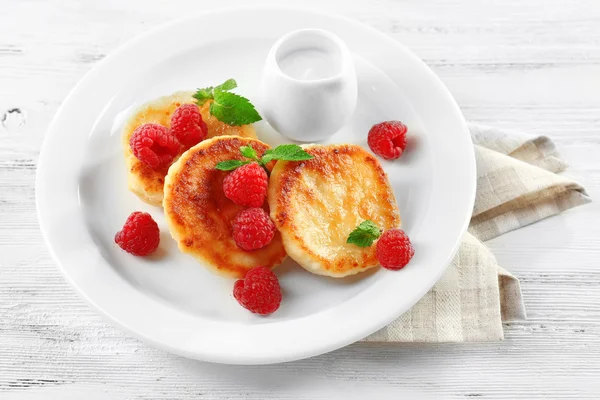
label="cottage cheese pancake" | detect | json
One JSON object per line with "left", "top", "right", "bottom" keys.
{"left": 122, "top": 91, "right": 257, "bottom": 206}
{"left": 268, "top": 144, "right": 401, "bottom": 277}
{"left": 163, "top": 136, "right": 286, "bottom": 278}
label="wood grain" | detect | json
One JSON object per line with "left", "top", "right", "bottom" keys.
{"left": 1, "top": 0, "right": 600, "bottom": 398}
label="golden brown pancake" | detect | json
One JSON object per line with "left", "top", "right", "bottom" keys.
{"left": 268, "top": 144, "right": 401, "bottom": 277}
{"left": 122, "top": 91, "right": 257, "bottom": 206}
{"left": 163, "top": 136, "right": 286, "bottom": 278}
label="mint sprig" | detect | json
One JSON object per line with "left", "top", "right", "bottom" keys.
{"left": 193, "top": 79, "right": 262, "bottom": 126}
{"left": 347, "top": 220, "right": 381, "bottom": 247}
{"left": 214, "top": 159, "right": 251, "bottom": 171}
{"left": 193, "top": 79, "right": 237, "bottom": 104}
{"left": 211, "top": 90, "right": 262, "bottom": 126}
{"left": 215, "top": 144, "right": 313, "bottom": 171}
{"left": 261, "top": 144, "right": 314, "bottom": 164}
{"left": 239, "top": 145, "right": 258, "bottom": 159}
{"left": 216, "top": 78, "right": 238, "bottom": 91}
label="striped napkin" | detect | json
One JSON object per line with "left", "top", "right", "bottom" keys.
{"left": 364, "top": 124, "right": 590, "bottom": 342}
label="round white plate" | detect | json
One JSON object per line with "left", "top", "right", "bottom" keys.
{"left": 36, "top": 7, "right": 475, "bottom": 364}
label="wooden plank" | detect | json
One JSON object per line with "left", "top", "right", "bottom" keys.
{"left": 1, "top": 0, "right": 599, "bottom": 398}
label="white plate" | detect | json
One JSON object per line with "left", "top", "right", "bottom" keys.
{"left": 36, "top": 7, "right": 475, "bottom": 364}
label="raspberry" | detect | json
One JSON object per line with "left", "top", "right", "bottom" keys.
{"left": 232, "top": 207, "right": 275, "bottom": 251}
{"left": 114, "top": 212, "right": 160, "bottom": 256}
{"left": 170, "top": 104, "right": 208, "bottom": 148}
{"left": 233, "top": 266, "right": 281, "bottom": 315}
{"left": 130, "top": 123, "right": 181, "bottom": 169}
{"left": 223, "top": 163, "right": 268, "bottom": 207}
{"left": 376, "top": 229, "right": 415, "bottom": 270}
{"left": 367, "top": 121, "right": 408, "bottom": 160}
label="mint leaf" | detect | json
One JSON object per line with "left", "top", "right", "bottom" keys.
{"left": 240, "top": 145, "right": 258, "bottom": 160}
{"left": 193, "top": 79, "right": 236, "bottom": 105}
{"left": 193, "top": 87, "right": 214, "bottom": 105}
{"left": 217, "top": 143, "right": 314, "bottom": 172}
{"left": 347, "top": 220, "right": 381, "bottom": 247}
{"left": 260, "top": 144, "right": 313, "bottom": 164}
{"left": 194, "top": 79, "right": 261, "bottom": 126}
{"left": 260, "top": 149, "right": 274, "bottom": 164}
{"left": 215, "top": 78, "right": 237, "bottom": 91}
{"left": 215, "top": 160, "right": 248, "bottom": 171}
{"left": 210, "top": 90, "right": 262, "bottom": 126}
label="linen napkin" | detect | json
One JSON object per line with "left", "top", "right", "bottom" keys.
{"left": 364, "top": 124, "right": 591, "bottom": 342}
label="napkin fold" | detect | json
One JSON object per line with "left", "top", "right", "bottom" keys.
{"left": 364, "top": 124, "right": 590, "bottom": 342}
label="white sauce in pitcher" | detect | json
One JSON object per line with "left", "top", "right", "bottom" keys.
{"left": 278, "top": 49, "right": 341, "bottom": 81}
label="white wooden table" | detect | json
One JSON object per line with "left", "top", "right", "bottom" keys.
{"left": 1, "top": 0, "right": 599, "bottom": 398}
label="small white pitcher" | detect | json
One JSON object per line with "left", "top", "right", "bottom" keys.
{"left": 260, "top": 29, "right": 357, "bottom": 142}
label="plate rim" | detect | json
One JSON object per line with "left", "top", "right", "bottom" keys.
{"left": 36, "top": 6, "right": 476, "bottom": 364}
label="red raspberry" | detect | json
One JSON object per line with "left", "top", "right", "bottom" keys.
{"left": 170, "top": 104, "right": 208, "bottom": 148}
{"left": 130, "top": 123, "right": 181, "bottom": 169}
{"left": 367, "top": 121, "right": 408, "bottom": 160}
{"left": 233, "top": 266, "right": 281, "bottom": 315}
{"left": 232, "top": 207, "right": 275, "bottom": 251}
{"left": 115, "top": 212, "right": 160, "bottom": 256}
{"left": 376, "top": 229, "right": 415, "bottom": 270}
{"left": 223, "top": 163, "right": 268, "bottom": 207}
